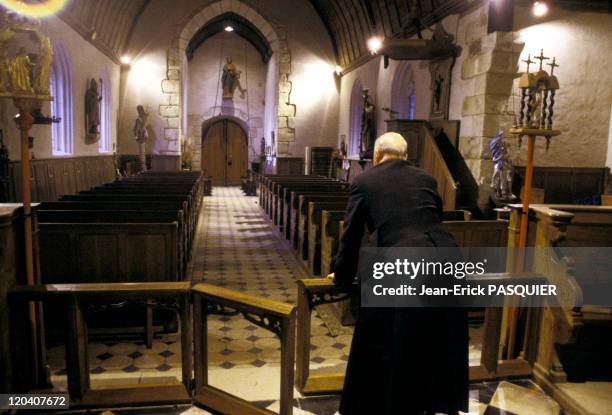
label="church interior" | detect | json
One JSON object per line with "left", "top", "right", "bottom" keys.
{"left": 0, "top": 0, "right": 611, "bottom": 414}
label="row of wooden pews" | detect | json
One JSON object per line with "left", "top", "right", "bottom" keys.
{"left": 261, "top": 173, "right": 510, "bottom": 324}
{"left": 36, "top": 172, "right": 205, "bottom": 344}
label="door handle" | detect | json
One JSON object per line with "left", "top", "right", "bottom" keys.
{"left": 228, "top": 160, "right": 233, "bottom": 166}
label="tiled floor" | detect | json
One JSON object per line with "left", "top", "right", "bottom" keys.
{"left": 44, "top": 187, "right": 577, "bottom": 415}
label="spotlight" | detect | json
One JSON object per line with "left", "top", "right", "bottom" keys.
{"left": 120, "top": 55, "right": 131, "bottom": 65}
{"left": 225, "top": 25, "right": 234, "bottom": 32}
{"left": 334, "top": 65, "right": 343, "bottom": 76}
{"left": 532, "top": 1, "right": 549, "bottom": 17}
{"left": 367, "top": 36, "right": 383, "bottom": 55}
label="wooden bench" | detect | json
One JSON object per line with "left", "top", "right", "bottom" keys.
{"left": 319, "top": 209, "right": 473, "bottom": 278}
{"left": 297, "top": 196, "right": 348, "bottom": 260}
{"left": 269, "top": 179, "right": 340, "bottom": 225}
{"left": 260, "top": 176, "right": 327, "bottom": 216}
{"left": 38, "top": 172, "right": 204, "bottom": 344}
{"left": 276, "top": 182, "right": 347, "bottom": 229}
{"left": 289, "top": 193, "right": 348, "bottom": 248}
{"left": 307, "top": 201, "right": 350, "bottom": 275}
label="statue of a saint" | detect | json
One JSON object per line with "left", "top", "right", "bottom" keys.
{"left": 0, "top": 50, "right": 10, "bottom": 93}
{"left": 222, "top": 57, "right": 246, "bottom": 99}
{"left": 133, "top": 105, "right": 150, "bottom": 172}
{"left": 32, "top": 31, "right": 52, "bottom": 95}
{"left": 85, "top": 78, "right": 102, "bottom": 142}
{"left": 489, "top": 130, "right": 516, "bottom": 202}
{"left": 433, "top": 74, "right": 444, "bottom": 113}
{"left": 8, "top": 47, "right": 34, "bottom": 93}
{"left": 360, "top": 88, "right": 376, "bottom": 159}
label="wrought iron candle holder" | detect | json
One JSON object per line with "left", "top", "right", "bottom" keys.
{"left": 511, "top": 49, "right": 561, "bottom": 148}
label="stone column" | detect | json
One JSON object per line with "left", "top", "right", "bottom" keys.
{"left": 458, "top": 31, "right": 524, "bottom": 210}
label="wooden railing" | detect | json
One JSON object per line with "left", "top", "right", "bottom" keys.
{"left": 419, "top": 124, "right": 458, "bottom": 210}
{"left": 506, "top": 204, "right": 612, "bottom": 415}
{"left": 192, "top": 283, "right": 296, "bottom": 415}
{"left": 295, "top": 274, "right": 546, "bottom": 395}
{"left": 9, "top": 282, "right": 192, "bottom": 407}
{"left": 9, "top": 282, "right": 297, "bottom": 415}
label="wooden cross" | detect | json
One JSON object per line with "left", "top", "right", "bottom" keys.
{"left": 547, "top": 57, "right": 559, "bottom": 76}
{"left": 522, "top": 54, "right": 534, "bottom": 73}
{"left": 535, "top": 48, "right": 549, "bottom": 71}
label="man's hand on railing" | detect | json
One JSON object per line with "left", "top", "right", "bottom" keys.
{"left": 326, "top": 273, "right": 335, "bottom": 283}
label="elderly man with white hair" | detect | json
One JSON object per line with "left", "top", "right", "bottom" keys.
{"left": 330, "top": 132, "right": 469, "bottom": 415}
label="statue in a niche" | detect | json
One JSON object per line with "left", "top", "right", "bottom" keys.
{"left": 133, "top": 105, "right": 150, "bottom": 172}
{"left": 85, "top": 78, "right": 102, "bottom": 142}
{"left": 360, "top": 88, "right": 376, "bottom": 159}
{"left": 222, "top": 57, "right": 246, "bottom": 99}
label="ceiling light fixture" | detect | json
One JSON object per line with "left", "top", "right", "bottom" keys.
{"left": 334, "top": 65, "right": 343, "bottom": 76}
{"left": 367, "top": 36, "right": 383, "bottom": 55}
{"left": 225, "top": 25, "right": 234, "bottom": 32}
{"left": 120, "top": 55, "right": 131, "bottom": 65}
{"left": 532, "top": 1, "right": 549, "bottom": 17}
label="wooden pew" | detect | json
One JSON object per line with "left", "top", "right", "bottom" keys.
{"left": 271, "top": 180, "right": 341, "bottom": 225}
{"left": 277, "top": 182, "right": 347, "bottom": 230}
{"left": 329, "top": 216, "right": 508, "bottom": 324}
{"left": 38, "top": 209, "right": 188, "bottom": 277}
{"left": 260, "top": 176, "right": 327, "bottom": 216}
{"left": 297, "top": 196, "right": 348, "bottom": 260}
{"left": 319, "top": 209, "right": 474, "bottom": 278}
{"left": 505, "top": 204, "right": 612, "bottom": 412}
{"left": 289, "top": 193, "right": 349, "bottom": 248}
{"left": 307, "top": 201, "right": 350, "bottom": 275}
{"left": 38, "top": 172, "right": 204, "bottom": 343}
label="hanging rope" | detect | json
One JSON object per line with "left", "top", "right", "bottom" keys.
{"left": 244, "top": 40, "right": 250, "bottom": 119}
{"left": 213, "top": 36, "right": 225, "bottom": 116}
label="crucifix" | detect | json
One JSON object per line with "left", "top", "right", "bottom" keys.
{"left": 547, "top": 57, "right": 559, "bottom": 75}
{"left": 522, "top": 54, "right": 534, "bottom": 73}
{"left": 534, "top": 48, "right": 549, "bottom": 71}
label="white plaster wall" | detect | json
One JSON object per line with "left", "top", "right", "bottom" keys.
{"left": 337, "top": 55, "right": 434, "bottom": 153}
{"left": 0, "top": 16, "right": 120, "bottom": 160}
{"left": 120, "top": 0, "right": 338, "bottom": 158}
{"left": 512, "top": 5, "right": 612, "bottom": 167}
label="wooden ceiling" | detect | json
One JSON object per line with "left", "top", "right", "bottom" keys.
{"left": 54, "top": 0, "right": 610, "bottom": 67}
{"left": 308, "top": 0, "right": 477, "bottom": 70}
{"left": 58, "top": 0, "right": 150, "bottom": 63}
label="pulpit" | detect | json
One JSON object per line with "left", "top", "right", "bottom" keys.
{"left": 385, "top": 119, "right": 425, "bottom": 166}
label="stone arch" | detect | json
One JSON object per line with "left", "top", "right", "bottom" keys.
{"left": 390, "top": 61, "right": 416, "bottom": 120}
{"left": 201, "top": 114, "right": 248, "bottom": 141}
{"left": 161, "top": 0, "right": 294, "bottom": 156}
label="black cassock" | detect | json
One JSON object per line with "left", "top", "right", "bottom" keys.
{"left": 333, "top": 159, "right": 469, "bottom": 415}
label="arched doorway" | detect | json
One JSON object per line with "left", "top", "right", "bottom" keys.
{"left": 201, "top": 118, "right": 248, "bottom": 185}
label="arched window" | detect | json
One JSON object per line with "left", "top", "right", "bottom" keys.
{"left": 99, "top": 69, "right": 111, "bottom": 153}
{"left": 348, "top": 79, "right": 363, "bottom": 158}
{"left": 50, "top": 42, "right": 73, "bottom": 155}
{"left": 391, "top": 62, "right": 416, "bottom": 120}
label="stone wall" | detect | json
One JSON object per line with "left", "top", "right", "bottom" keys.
{"left": 185, "top": 32, "right": 266, "bottom": 168}
{"left": 121, "top": 0, "right": 337, "bottom": 161}
{"left": 449, "top": 4, "right": 524, "bottom": 209}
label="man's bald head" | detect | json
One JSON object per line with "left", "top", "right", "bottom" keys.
{"left": 373, "top": 132, "right": 408, "bottom": 165}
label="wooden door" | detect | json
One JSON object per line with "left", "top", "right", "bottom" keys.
{"left": 201, "top": 119, "right": 247, "bottom": 185}
{"left": 226, "top": 121, "right": 248, "bottom": 185}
